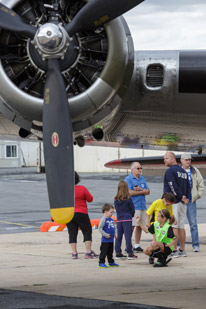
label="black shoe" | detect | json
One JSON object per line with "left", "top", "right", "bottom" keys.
{"left": 133, "top": 246, "right": 143, "bottom": 252}
{"left": 165, "top": 258, "right": 172, "bottom": 265}
{"left": 116, "top": 253, "right": 127, "bottom": 259}
{"left": 127, "top": 253, "right": 138, "bottom": 260}
{"left": 149, "top": 257, "right": 154, "bottom": 264}
{"left": 153, "top": 262, "right": 168, "bottom": 267}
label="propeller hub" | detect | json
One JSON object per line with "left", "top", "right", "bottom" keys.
{"left": 33, "top": 23, "right": 71, "bottom": 60}
{"left": 28, "top": 35, "right": 79, "bottom": 72}
{"left": 37, "top": 23, "right": 63, "bottom": 51}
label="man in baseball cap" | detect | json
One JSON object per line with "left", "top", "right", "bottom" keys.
{"left": 180, "top": 153, "right": 204, "bottom": 253}
{"left": 181, "top": 153, "right": 192, "bottom": 160}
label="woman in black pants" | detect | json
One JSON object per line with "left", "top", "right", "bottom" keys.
{"left": 67, "top": 172, "right": 98, "bottom": 259}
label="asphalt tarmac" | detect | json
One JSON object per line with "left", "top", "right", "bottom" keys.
{"left": 0, "top": 167, "right": 206, "bottom": 234}
{"left": 0, "top": 289, "right": 173, "bottom": 309}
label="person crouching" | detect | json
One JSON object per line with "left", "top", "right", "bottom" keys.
{"left": 136, "top": 209, "right": 176, "bottom": 267}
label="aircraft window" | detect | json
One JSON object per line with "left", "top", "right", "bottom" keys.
{"left": 146, "top": 64, "right": 164, "bottom": 87}
{"left": 5, "top": 145, "right": 18, "bottom": 158}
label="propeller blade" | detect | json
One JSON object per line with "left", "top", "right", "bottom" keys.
{"left": 43, "top": 58, "right": 74, "bottom": 224}
{"left": 65, "top": 0, "right": 144, "bottom": 36}
{"left": 0, "top": 4, "right": 36, "bottom": 39}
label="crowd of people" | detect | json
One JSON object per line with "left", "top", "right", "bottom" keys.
{"left": 66, "top": 151, "right": 204, "bottom": 268}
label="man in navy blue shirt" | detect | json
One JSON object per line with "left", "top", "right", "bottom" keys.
{"left": 125, "top": 162, "right": 150, "bottom": 252}
{"left": 164, "top": 152, "right": 190, "bottom": 258}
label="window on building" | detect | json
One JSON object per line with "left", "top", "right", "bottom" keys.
{"left": 5, "top": 145, "right": 18, "bottom": 158}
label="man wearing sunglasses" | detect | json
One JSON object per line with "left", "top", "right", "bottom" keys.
{"left": 125, "top": 162, "right": 150, "bottom": 253}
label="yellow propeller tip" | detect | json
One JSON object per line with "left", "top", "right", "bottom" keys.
{"left": 50, "top": 207, "right": 74, "bottom": 224}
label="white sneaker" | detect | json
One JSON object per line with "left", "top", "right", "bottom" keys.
{"left": 169, "top": 251, "right": 179, "bottom": 258}
{"left": 179, "top": 250, "right": 187, "bottom": 257}
{"left": 193, "top": 246, "right": 199, "bottom": 252}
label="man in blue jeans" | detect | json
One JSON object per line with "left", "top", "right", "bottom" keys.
{"left": 180, "top": 153, "right": 204, "bottom": 252}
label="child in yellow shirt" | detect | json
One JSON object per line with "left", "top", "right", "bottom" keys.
{"left": 146, "top": 192, "right": 176, "bottom": 228}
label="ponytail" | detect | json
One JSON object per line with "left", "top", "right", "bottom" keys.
{"left": 168, "top": 216, "right": 175, "bottom": 225}
{"left": 160, "top": 209, "right": 175, "bottom": 225}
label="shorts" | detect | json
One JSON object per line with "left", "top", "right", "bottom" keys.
{"left": 67, "top": 212, "right": 92, "bottom": 243}
{"left": 172, "top": 203, "right": 186, "bottom": 229}
{"left": 152, "top": 244, "right": 172, "bottom": 260}
{"left": 132, "top": 209, "right": 146, "bottom": 226}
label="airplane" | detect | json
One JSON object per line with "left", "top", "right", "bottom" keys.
{"left": 1, "top": 0, "right": 206, "bottom": 224}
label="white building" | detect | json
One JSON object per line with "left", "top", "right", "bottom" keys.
{"left": 0, "top": 140, "right": 167, "bottom": 172}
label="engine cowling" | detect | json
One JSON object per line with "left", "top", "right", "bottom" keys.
{"left": 0, "top": 0, "right": 134, "bottom": 139}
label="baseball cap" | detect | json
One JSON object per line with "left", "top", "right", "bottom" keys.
{"left": 181, "top": 153, "right": 192, "bottom": 160}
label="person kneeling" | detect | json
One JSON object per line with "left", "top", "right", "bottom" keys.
{"left": 136, "top": 209, "right": 176, "bottom": 267}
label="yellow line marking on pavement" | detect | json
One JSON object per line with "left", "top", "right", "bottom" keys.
{"left": 0, "top": 221, "right": 37, "bottom": 228}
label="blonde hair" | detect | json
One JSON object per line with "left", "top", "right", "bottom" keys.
{"left": 115, "top": 180, "right": 130, "bottom": 201}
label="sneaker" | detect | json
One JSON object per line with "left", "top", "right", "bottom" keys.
{"left": 115, "top": 253, "right": 127, "bottom": 259}
{"left": 127, "top": 253, "right": 138, "bottom": 260}
{"left": 99, "top": 263, "right": 108, "bottom": 268}
{"left": 85, "top": 252, "right": 93, "bottom": 259}
{"left": 179, "top": 250, "right": 187, "bottom": 257}
{"left": 149, "top": 257, "right": 154, "bottom": 264}
{"left": 91, "top": 250, "right": 99, "bottom": 258}
{"left": 133, "top": 246, "right": 143, "bottom": 252}
{"left": 165, "top": 258, "right": 172, "bottom": 265}
{"left": 108, "top": 262, "right": 119, "bottom": 267}
{"left": 72, "top": 252, "right": 78, "bottom": 259}
{"left": 153, "top": 262, "right": 168, "bottom": 268}
{"left": 193, "top": 246, "right": 199, "bottom": 252}
{"left": 169, "top": 250, "right": 179, "bottom": 258}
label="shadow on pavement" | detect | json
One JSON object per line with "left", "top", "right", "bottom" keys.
{"left": 0, "top": 289, "right": 174, "bottom": 309}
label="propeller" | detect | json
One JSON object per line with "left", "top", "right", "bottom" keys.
{"left": 43, "top": 59, "right": 74, "bottom": 224}
{"left": 0, "top": 3, "right": 36, "bottom": 39}
{"left": 0, "top": 0, "right": 144, "bottom": 224}
{"left": 65, "top": 0, "right": 145, "bottom": 36}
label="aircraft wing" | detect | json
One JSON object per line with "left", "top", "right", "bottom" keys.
{"left": 105, "top": 154, "right": 206, "bottom": 170}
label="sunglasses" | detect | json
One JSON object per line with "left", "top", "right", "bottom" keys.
{"left": 136, "top": 167, "right": 142, "bottom": 170}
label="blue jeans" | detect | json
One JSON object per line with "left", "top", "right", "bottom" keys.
{"left": 115, "top": 221, "right": 133, "bottom": 255}
{"left": 186, "top": 201, "right": 199, "bottom": 248}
